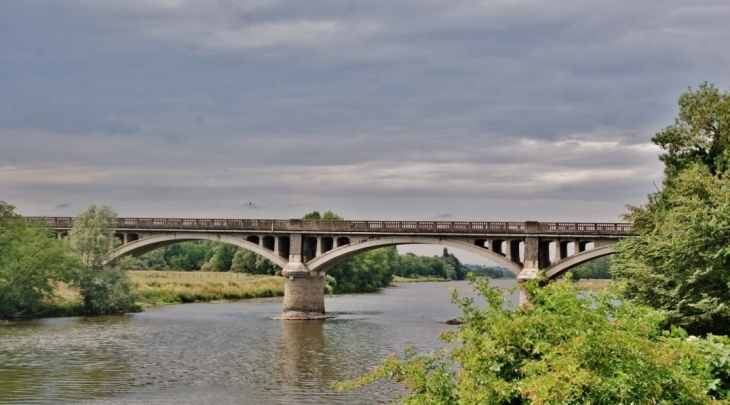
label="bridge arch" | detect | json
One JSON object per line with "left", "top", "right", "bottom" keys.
{"left": 108, "top": 233, "right": 289, "bottom": 269}
{"left": 306, "top": 236, "right": 524, "bottom": 276}
{"left": 543, "top": 245, "right": 615, "bottom": 279}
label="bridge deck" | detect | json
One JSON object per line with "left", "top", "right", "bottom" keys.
{"left": 25, "top": 217, "right": 633, "bottom": 236}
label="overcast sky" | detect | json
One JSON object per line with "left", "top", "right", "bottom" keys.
{"left": 2, "top": 0, "right": 729, "bottom": 228}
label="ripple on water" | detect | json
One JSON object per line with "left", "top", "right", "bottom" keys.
{"left": 0, "top": 280, "right": 518, "bottom": 404}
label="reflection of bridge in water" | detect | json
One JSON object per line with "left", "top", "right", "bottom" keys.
{"left": 36, "top": 217, "right": 634, "bottom": 319}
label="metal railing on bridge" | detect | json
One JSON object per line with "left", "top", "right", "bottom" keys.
{"left": 22, "top": 217, "right": 633, "bottom": 235}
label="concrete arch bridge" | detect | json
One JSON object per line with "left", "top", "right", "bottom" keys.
{"left": 38, "top": 217, "right": 632, "bottom": 319}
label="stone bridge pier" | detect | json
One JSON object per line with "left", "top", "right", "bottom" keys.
{"left": 281, "top": 235, "right": 328, "bottom": 319}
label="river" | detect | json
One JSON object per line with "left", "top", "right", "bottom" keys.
{"left": 0, "top": 279, "right": 519, "bottom": 404}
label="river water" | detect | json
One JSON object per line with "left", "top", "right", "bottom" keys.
{"left": 0, "top": 279, "right": 519, "bottom": 404}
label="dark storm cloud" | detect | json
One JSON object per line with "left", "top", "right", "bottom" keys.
{"left": 1, "top": 0, "right": 728, "bottom": 220}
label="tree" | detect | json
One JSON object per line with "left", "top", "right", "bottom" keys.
{"left": 321, "top": 210, "right": 344, "bottom": 220}
{"left": 230, "top": 249, "right": 279, "bottom": 275}
{"left": 612, "top": 84, "right": 730, "bottom": 336}
{"left": 302, "top": 210, "right": 343, "bottom": 220}
{"left": 202, "top": 243, "right": 237, "bottom": 271}
{"left": 335, "top": 278, "right": 724, "bottom": 403}
{"left": 0, "top": 201, "right": 81, "bottom": 319}
{"left": 163, "top": 241, "right": 210, "bottom": 270}
{"left": 68, "top": 205, "right": 119, "bottom": 272}
{"left": 652, "top": 83, "right": 730, "bottom": 177}
{"left": 302, "top": 210, "right": 321, "bottom": 220}
{"left": 612, "top": 166, "right": 730, "bottom": 335}
{"left": 68, "top": 205, "right": 137, "bottom": 315}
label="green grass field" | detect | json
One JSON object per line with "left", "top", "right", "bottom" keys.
{"left": 129, "top": 270, "right": 285, "bottom": 304}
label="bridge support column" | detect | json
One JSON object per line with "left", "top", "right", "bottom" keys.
{"left": 281, "top": 234, "right": 327, "bottom": 320}
{"left": 281, "top": 274, "right": 326, "bottom": 320}
{"left": 517, "top": 236, "right": 541, "bottom": 307}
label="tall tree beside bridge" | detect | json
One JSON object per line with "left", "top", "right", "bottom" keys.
{"left": 612, "top": 83, "right": 730, "bottom": 336}
{"left": 68, "top": 205, "right": 138, "bottom": 315}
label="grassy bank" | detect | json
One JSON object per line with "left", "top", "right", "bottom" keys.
{"left": 565, "top": 278, "right": 612, "bottom": 290}
{"left": 392, "top": 275, "right": 450, "bottom": 283}
{"left": 33, "top": 271, "right": 285, "bottom": 317}
{"left": 129, "top": 270, "right": 284, "bottom": 305}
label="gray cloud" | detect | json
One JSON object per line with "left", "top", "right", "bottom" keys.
{"left": 0, "top": 0, "right": 728, "bottom": 225}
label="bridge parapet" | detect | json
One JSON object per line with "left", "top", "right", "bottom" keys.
{"left": 25, "top": 217, "right": 633, "bottom": 236}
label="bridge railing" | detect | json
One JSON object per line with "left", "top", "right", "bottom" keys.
{"left": 539, "top": 222, "right": 632, "bottom": 233}
{"left": 19, "top": 217, "right": 633, "bottom": 235}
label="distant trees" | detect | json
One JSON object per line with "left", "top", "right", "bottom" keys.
{"left": 230, "top": 249, "right": 279, "bottom": 275}
{"left": 202, "top": 243, "right": 237, "bottom": 272}
{"left": 302, "top": 210, "right": 344, "bottom": 220}
{"left": 391, "top": 248, "right": 470, "bottom": 280}
{"left": 568, "top": 256, "right": 612, "bottom": 280}
{"left": 0, "top": 201, "right": 82, "bottom": 319}
{"left": 464, "top": 264, "right": 514, "bottom": 279}
{"left": 327, "top": 247, "right": 397, "bottom": 293}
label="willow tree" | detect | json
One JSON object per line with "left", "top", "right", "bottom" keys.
{"left": 68, "top": 204, "right": 137, "bottom": 315}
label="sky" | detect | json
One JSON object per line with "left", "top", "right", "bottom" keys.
{"left": 1, "top": 0, "right": 729, "bottom": 249}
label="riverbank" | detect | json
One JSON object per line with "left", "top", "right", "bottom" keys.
{"left": 30, "top": 271, "right": 285, "bottom": 318}
{"left": 130, "top": 271, "right": 284, "bottom": 305}
{"left": 567, "top": 278, "right": 612, "bottom": 290}
{"left": 392, "top": 275, "right": 450, "bottom": 283}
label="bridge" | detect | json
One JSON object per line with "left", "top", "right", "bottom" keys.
{"left": 35, "top": 217, "right": 633, "bottom": 319}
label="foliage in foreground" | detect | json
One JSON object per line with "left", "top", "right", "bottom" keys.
{"left": 335, "top": 277, "right": 728, "bottom": 404}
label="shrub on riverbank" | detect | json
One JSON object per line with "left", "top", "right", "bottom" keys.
{"left": 335, "top": 277, "right": 728, "bottom": 404}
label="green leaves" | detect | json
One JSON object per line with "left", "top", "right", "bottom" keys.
{"left": 0, "top": 203, "right": 82, "bottom": 319}
{"left": 335, "top": 278, "right": 723, "bottom": 404}
{"left": 75, "top": 266, "right": 139, "bottom": 315}
{"left": 613, "top": 165, "right": 730, "bottom": 335}
{"left": 68, "top": 204, "right": 120, "bottom": 271}
{"left": 653, "top": 82, "right": 730, "bottom": 177}
{"left": 68, "top": 204, "right": 137, "bottom": 315}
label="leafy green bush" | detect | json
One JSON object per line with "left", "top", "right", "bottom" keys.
{"left": 335, "top": 277, "right": 725, "bottom": 404}
{"left": 78, "top": 267, "right": 139, "bottom": 314}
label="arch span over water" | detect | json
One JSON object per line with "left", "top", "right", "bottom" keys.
{"left": 306, "top": 236, "right": 524, "bottom": 276}
{"left": 108, "top": 233, "right": 289, "bottom": 269}
{"left": 543, "top": 245, "right": 615, "bottom": 279}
